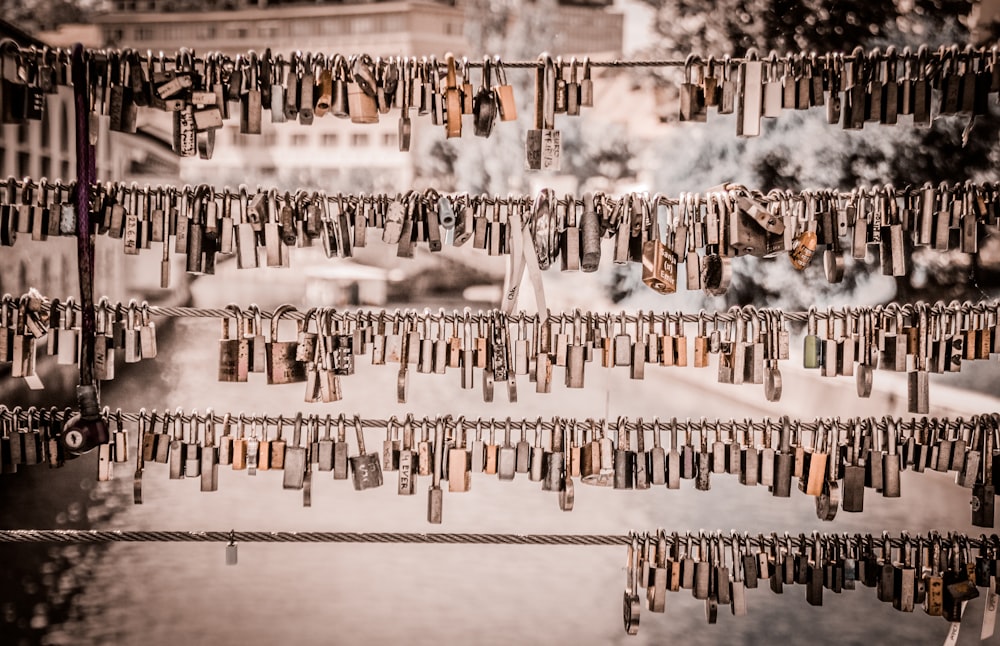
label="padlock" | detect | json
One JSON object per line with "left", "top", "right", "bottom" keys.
{"left": 199, "top": 411, "right": 220, "bottom": 492}
{"left": 218, "top": 306, "right": 248, "bottom": 382}
{"left": 349, "top": 415, "right": 383, "bottom": 490}
{"left": 623, "top": 536, "right": 642, "bottom": 635}
{"left": 266, "top": 304, "right": 306, "bottom": 385}
{"left": 428, "top": 419, "right": 446, "bottom": 524}
{"left": 525, "top": 54, "right": 560, "bottom": 171}
{"left": 348, "top": 54, "right": 379, "bottom": 124}
{"left": 472, "top": 56, "right": 498, "bottom": 138}
{"left": 972, "top": 415, "right": 996, "bottom": 527}
{"left": 679, "top": 55, "right": 708, "bottom": 122}
{"left": 283, "top": 414, "right": 308, "bottom": 490}
{"left": 56, "top": 297, "right": 79, "bottom": 366}
{"left": 737, "top": 50, "right": 763, "bottom": 137}
{"left": 493, "top": 56, "right": 517, "bottom": 122}
{"left": 447, "top": 420, "right": 472, "bottom": 493}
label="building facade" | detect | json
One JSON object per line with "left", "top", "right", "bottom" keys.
{"left": 91, "top": 0, "right": 623, "bottom": 191}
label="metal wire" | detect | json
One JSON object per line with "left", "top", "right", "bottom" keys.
{"left": 0, "top": 529, "right": 990, "bottom": 551}
{"left": 0, "top": 406, "right": 992, "bottom": 442}
{"left": 27, "top": 298, "right": 1000, "bottom": 326}
{"left": 9, "top": 41, "right": 990, "bottom": 71}
{"left": 5, "top": 176, "right": 996, "bottom": 210}
{"left": 0, "top": 529, "right": 626, "bottom": 546}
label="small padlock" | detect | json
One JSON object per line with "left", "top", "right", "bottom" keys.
{"left": 283, "top": 414, "right": 308, "bottom": 490}
{"left": 525, "top": 54, "right": 560, "bottom": 171}
{"left": 349, "top": 415, "right": 383, "bottom": 490}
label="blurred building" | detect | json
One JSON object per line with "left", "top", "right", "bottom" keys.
{"left": 0, "top": 19, "right": 182, "bottom": 306}
{"left": 91, "top": 0, "right": 623, "bottom": 191}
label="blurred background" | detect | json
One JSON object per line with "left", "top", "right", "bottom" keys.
{"left": 2, "top": 0, "right": 1000, "bottom": 644}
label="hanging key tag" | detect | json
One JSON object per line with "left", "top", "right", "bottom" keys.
{"left": 225, "top": 530, "right": 238, "bottom": 566}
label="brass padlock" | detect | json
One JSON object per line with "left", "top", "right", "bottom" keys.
{"left": 641, "top": 235, "right": 677, "bottom": 295}
{"left": 790, "top": 230, "right": 818, "bottom": 270}
{"left": 348, "top": 55, "right": 378, "bottom": 124}
{"left": 443, "top": 53, "right": 462, "bottom": 139}
{"left": 266, "top": 304, "right": 306, "bottom": 385}
{"left": 493, "top": 56, "right": 517, "bottom": 122}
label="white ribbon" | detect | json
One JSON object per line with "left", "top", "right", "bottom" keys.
{"left": 501, "top": 207, "right": 547, "bottom": 322}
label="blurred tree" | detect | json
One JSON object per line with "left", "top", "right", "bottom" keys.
{"left": 626, "top": 0, "right": 1000, "bottom": 310}
{"left": 0, "top": 0, "right": 96, "bottom": 32}
{"left": 430, "top": 0, "right": 635, "bottom": 195}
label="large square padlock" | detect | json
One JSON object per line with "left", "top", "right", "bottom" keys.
{"left": 728, "top": 208, "right": 768, "bottom": 257}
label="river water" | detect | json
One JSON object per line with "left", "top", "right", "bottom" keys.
{"left": 2, "top": 269, "right": 1000, "bottom": 645}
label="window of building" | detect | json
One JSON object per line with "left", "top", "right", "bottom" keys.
{"left": 17, "top": 122, "right": 29, "bottom": 145}
{"left": 321, "top": 18, "right": 345, "bottom": 35}
{"left": 351, "top": 17, "right": 374, "bottom": 34}
{"left": 41, "top": 115, "right": 50, "bottom": 148}
{"left": 61, "top": 103, "right": 70, "bottom": 152}
{"left": 321, "top": 133, "right": 338, "bottom": 147}
{"left": 382, "top": 133, "right": 396, "bottom": 148}
{"left": 61, "top": 161, "right": 71, "bottom": 179}
{"left": 291, "top": 21, "right": 316, "bottom": 37}
{"left": 109, "top": 28, "right": 124, "bottom": 43}
{"left": 226, "top": 25, "right": 249, "bottom": 39}
{"left": 19, "top": 261, "right": 29, "bottom": 295}
{"left": 351, "top": 133, "right": 369, "bottom": 147}
{"left": 135, "top": 27, "right": 153, "bottom": 41}
{"left": 194, "top": 25, "right": 217, "bottom": 40}
{"left": 41, "top": 257, "right": 51, "bottom": 293}
{"left": 291, "top": 134, "right": 309, "bottom": 147}
{"left": 258, "top": 23, "right": 280, "bottom": 39}
{"left": 263, "top": 132, "right": 278, "bottom": 147}
{"left": 17, "top": 152, "right": 30, "bottom": 177}
{"left": 40, "top": 156, "right": 51, "bottom": 179}
{"left": 382, "top": 15, "right": 405, "bottom": 32}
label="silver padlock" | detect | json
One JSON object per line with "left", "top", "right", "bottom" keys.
{"left": 283, "top": 413, "right": 308, "bottom": 490}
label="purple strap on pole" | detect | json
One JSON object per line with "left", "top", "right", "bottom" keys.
{"left": 71, "top": 44, "right": 96, "bottom": 387}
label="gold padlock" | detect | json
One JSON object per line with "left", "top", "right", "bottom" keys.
{"left": 790, "top": 230, "right": 818, "bottom": 270}
{"left": 493, "top": 56, "right": 517, "bottom": 121}
{"left": 443, "top": 53, "right": 462, "bottom": 139}
{"left": 348, "top": 55, "right": 378, "bottom": 125}
{"left": 641, "top": 239, "right": 677, "bottom": 294}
